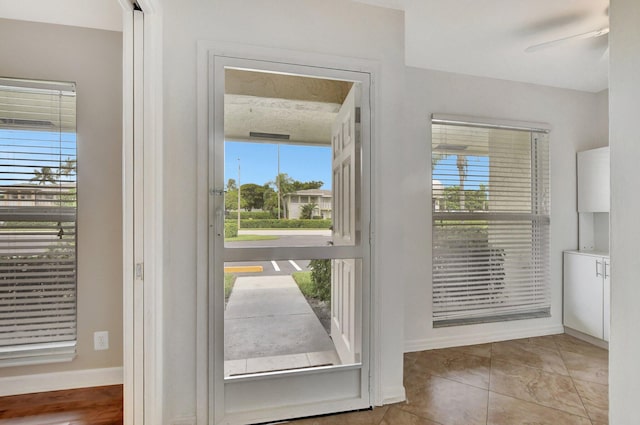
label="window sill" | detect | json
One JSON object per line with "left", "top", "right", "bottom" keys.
{"left": 0, "top": 341, "right": 77, "bottom": 368}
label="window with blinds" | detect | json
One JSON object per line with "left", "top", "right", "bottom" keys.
{"left": 0, "top": 78, "right": 77, "bottom": 366}
{"left": 431, "top": 115, "right": 550, "bottom": 327}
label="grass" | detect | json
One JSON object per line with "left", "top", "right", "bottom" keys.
{"left": 224, "top": 273, "right": 237, "bottom": 301}
{"left": 224, "top": 235, "right": 280, "bottom": 242}
{"left": 292, "top": 271, "right": 315, "bottom": 298}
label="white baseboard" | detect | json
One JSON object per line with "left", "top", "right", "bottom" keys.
{"left": 379, "top": 385, "right": 406, "bottom": 406}
{"left": 564, "top": 327, "right": 609, "bottom": 350}
{"left": 0, "top": 366, "right": 123, "bottom": 397}
{"left": 404, "top": 324, "right": 565, "bottom": 353}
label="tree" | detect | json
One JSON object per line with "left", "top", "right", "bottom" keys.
{"left": 240, "top": 183, "right": 267, "bottom": 211}
{"left": 443, "top": 186, "right": 461, "bottom": 211}
{"left": 456, "top": 154, "right": 468, "bottom": 210}
{"left": 291, "top": 180, "right": 323, "bottom": 191}
{"left": 31, "top": 167, "right": 56, "bottom": 185}
{"left": 268, "top": 173, "right": 294, "bottom": 218}
{"left": 225, "top": 189, "right": 246, "bottom": 211}
{"left": 299, "top": 203, "right": 317, "bottom": 219}
{"left": 61, "top": 157, "right": 76, "bottom": 177}
{"left": 465, "top": 184, "right": 488, "bottom": 212}
{"left": 226, "top": 178, "right": 237, "bottom": 191}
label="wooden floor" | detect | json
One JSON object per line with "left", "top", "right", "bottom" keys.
{"left": 0, "top": 385, "right": 122, "bottom": 425}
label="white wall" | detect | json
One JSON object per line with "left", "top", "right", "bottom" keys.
{"left": 609, "top": 0, "right": 640, "bottom": 423}
{"left": 403, "top": 67, "right": 606, "bottom": 350}
{"left": 161, "top": 0, "right": 405, "bottom": 421}
{"left": 0, "top": 19, "right": 123, "bottom": 380}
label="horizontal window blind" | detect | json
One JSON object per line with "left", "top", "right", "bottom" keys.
{"left": 432, "top": 117, "right": 550, "bottom": 326}
{"left": 0, "top": 78, "right": 77, "bottom": 363}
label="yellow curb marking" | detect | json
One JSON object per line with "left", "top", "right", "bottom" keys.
{"left": 224, "top": 266, "right": 264, "bottom": 273}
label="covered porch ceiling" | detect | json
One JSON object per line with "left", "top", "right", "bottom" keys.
{"left": 224, "top": 69, "right": 353, "bottom": 146}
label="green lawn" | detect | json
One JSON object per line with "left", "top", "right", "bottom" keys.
{"left": 292, "top": 271, "right": 315, "bottom": 298}
{"left": 224, "top": 235, "right": 280, "bottom": 242}
{"left": 224, "top": 273, "right": 237, "bottom": 301}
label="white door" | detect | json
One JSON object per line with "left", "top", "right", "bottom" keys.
{"left": 603, "top": 258, "right": 610, "bottom": 342}
{"left": 209, "top": 55, "right": 372, "bottom": 425}
{"left": 331, "top": 86, "right": 359, "bottom": 364}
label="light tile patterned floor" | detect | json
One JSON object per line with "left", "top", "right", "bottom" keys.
{"left": 287, "top": 334, "right": 609, "bottom": 425}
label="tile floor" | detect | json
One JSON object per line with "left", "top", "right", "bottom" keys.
{"left": 288, "top": 333, "right": 609, "bottom": 425}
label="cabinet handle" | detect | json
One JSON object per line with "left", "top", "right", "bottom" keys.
{"left": 604, "top": 261, "right": 609, "bottom": 279}
{"left": 596, "top": 260, "right": 602, "bottom": 277}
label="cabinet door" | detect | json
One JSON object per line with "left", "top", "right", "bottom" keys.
{"left": 564, "top": 252, "right": 604, "bottom": 338}
{"left": 603, "top": 258, "right": 610, "bottom": 342}
{"left": 577, "top": 147, "right": 610, "bottom": 213}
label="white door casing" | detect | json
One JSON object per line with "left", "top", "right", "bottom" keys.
{"left": 331, "top": 85, "right": 360, "bottom": 365}
{"left": 203, "top": 51, "right": 373, "bottom": 425}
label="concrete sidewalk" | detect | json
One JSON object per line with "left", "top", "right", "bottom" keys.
{"left": 224, "top": 275, "right": 337, "bottom": 374}
{"left": 237, "top": 229, "right": 331, "bottom": 236}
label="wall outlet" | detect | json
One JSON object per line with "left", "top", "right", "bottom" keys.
{"left": 94, "top": 331, "right": 109, "bottom": 351}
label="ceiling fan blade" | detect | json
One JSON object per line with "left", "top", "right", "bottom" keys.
{"left": 525, "top": 28, "right": 609, "bottom": 53}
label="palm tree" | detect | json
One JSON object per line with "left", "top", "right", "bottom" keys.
{"left": 456, "top": 155, "right": 468, "bottom": 211}
{"left": 31, "top": 167, "right": 56, "bottom": 185}
{"left": 61, "top": 158, "right": 76, "bottom": 177}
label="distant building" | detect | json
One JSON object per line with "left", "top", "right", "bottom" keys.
{"left": 285, "top": 189, "right": 332, "bottom": 219}
{"left": 0, "top": 183, "right": 75, "bottom": 208}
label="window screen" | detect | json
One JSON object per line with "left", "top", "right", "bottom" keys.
{"left": 431, "top": 116, "right": 550, "bottom": 326}
{"left": 0, "top": 78, "right": 77, "bottom": 365}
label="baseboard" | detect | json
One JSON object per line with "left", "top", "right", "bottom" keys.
{"left": 564, "top": 327, "right": 609, "bottom": 350}
{"left": 0, "top": 366, "right": 123, "bottom": 397}
{"left": 404, "top": 324, "right": 565, "bottom": 353}
{"left": 379, "top": 385, "right": 406, "bottom": 406}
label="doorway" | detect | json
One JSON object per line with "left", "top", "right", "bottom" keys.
{"left": 209, "top": 57, "right": 372, "bottom": 424}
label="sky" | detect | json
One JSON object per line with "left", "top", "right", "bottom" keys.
{"left": 223, "top": 141, "right": 489, "bottom": 191}
{"left": 224, "top": 141, "right": 332, "bottom": 189}
{"left": 0, "top": 129, "right": 76, "bottom": 186}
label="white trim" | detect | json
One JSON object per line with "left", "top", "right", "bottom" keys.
{"left": 141, "top": 2, "right": 164, "bottom": 425}
{"left": 120, "top": 1, "right": 164, "bottom": 425}
{"left": 196, "top": 41, "right": 381, "bottom": 424}
{"left": 564, "top": 326, "right": 609, "bottom": 350}
{"left": 380, "top": 386, "right": 406, "bottom": 405}
{"left": 120, "top": 3, "right": 135, "bottom": 425}
{"left": 404, "top": 324, "right": 565, "bottom": 353}
{"left": 0, "top": 367, "right": 123, "bottom": 397}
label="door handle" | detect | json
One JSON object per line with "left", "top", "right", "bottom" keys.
{"left": 604, "top": 261, "right": 609, "bottom": 279}
{"left": 215, "top": 208, "right": 224, "bottom": 238}
{"left": 595, "top": 260, "right": 602, "bottom": 278}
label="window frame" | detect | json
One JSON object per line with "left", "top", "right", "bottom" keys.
{"left": 431, "top": 114, "right": 551, "bottom": 327}
{"left": 0, "top": 77, "right": 78, "bottom": 367}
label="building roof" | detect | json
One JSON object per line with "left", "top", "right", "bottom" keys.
{"left": 286, "top": 188, "right": 332, "bottom": 197}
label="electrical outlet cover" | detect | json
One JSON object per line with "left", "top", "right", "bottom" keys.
{"left": 94, "top": 331, "right": 109, "bottom": 350}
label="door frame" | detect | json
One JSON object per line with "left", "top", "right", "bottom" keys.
{"left": 120, "top": 0, "right": 164, "bottom": 424}
{"left": 195, "top": 41, "right": 381, "bottom": 424}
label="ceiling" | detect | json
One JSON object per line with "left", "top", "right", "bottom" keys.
{"left": 356, "top": 0, "right": 610, "bottom": 92}
{"left": 225, "top": 70, "right": 352, "bottom": 145}
{"left": 0, "top": 0, "right": 609, "bottom": 92}
{"left": 0, "top": 0, "right": 122, "bottom": 32}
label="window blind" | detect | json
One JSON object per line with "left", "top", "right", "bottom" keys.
{"left": 431, "top": 117, "right": 550, "bottom": 326}
{"left": 0, "top": 78, "right": 77, "bottom": 364}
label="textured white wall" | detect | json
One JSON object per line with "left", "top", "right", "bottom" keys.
{"left": 161, "top": 0, "right": 405, "bottom": 421}
{"left": 609, "top": 0, "right": 640, "bottom": 423}
{"left": 403, "top": 67, "right": 606, "bottom": 350}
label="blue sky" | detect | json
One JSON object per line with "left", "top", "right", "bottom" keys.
{"left": 0, "top": 129, "right": 76, "bottom": 185}
{"left": 224, "top": 141, "right": 332, "bottom": 189}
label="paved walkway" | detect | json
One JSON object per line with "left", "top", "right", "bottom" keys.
{"left": 224, "top": 275, "right": 338, "bottom": 375}
{"left": 238, "top": 229, "right": 331, "bottom": 236}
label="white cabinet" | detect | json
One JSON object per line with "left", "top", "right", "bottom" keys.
{"left": 563, "top": 251, "right": 610, "bottom": 341}
{"left": 577, "top": 147, "right": 609, "bottom": 213}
